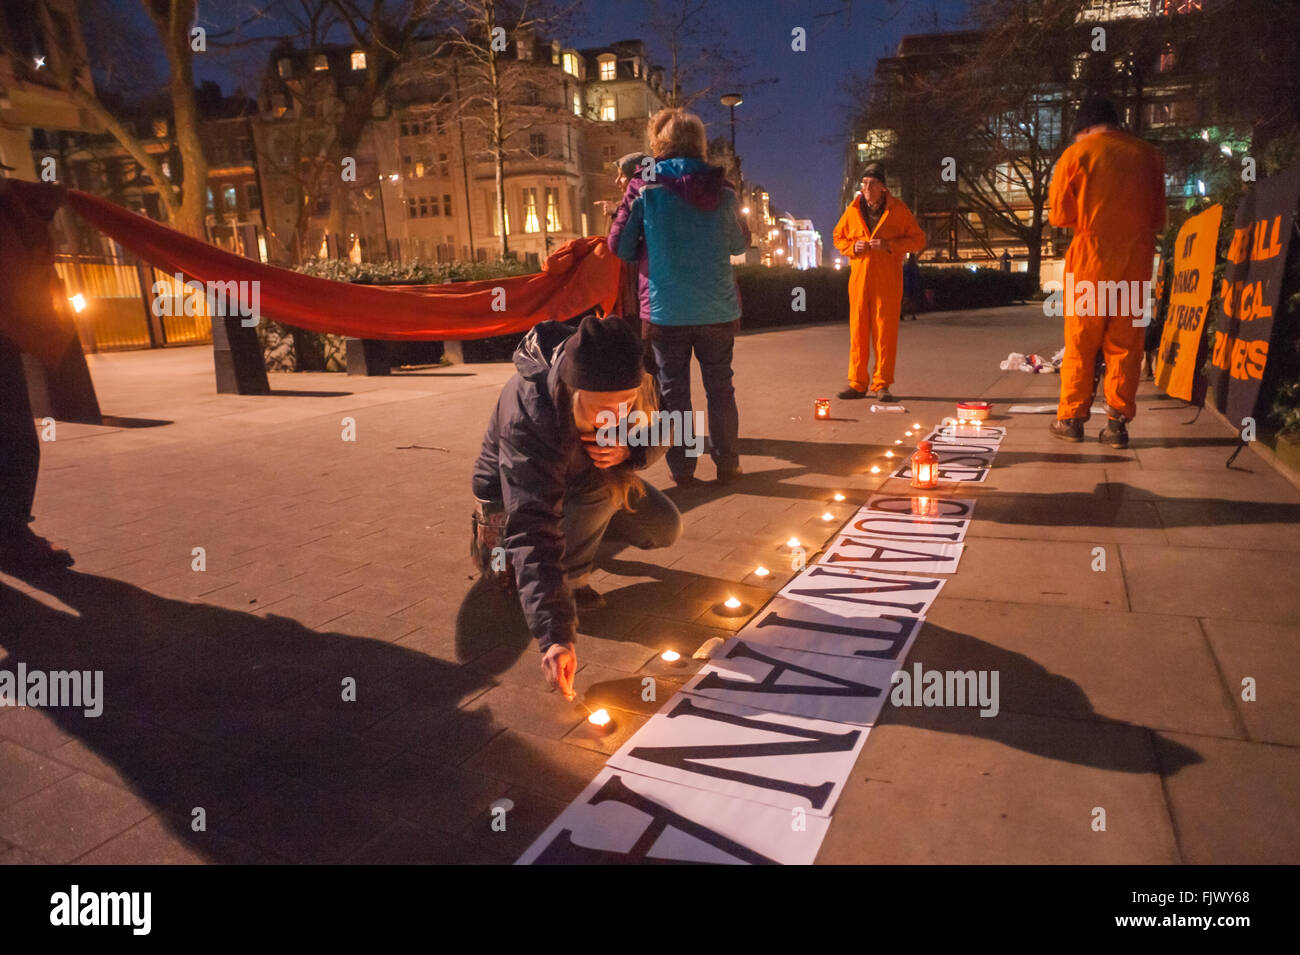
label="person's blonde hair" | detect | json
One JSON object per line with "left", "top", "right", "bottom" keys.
{"left": 568, "top": 371, "right": 658, "bottom": 511}
{"left": 647, "top": 108, "right": 707, "bottom": 160}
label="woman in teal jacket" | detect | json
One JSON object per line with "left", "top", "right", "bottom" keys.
{"left": 610, "top": 108, "right": 750, "bottom": 486}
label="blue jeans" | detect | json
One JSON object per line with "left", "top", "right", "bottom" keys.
{"left": 650, "top": 321, "right": 740, "bottom": 478}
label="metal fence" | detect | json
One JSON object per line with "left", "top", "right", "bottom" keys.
{"left": 54, "top": 257, "right": 213, "bottom": 352}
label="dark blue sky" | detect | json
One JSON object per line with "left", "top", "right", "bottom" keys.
{"left": 188, "top": 0, "right": 972, "bottom": 247}
{"left": 567, "top": 0, "right": 972, "bottom": 243}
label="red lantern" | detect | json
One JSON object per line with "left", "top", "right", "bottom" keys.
{"left": 814, "top": 398, "right": 831, "bottom": 420}
{"left": 911, "top": 440, "right": 939, "bottom": 489}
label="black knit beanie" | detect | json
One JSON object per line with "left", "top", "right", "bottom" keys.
{"left": 559, "top": 315, "right": 643, "bottom": 392}
{"left": 860, "top": 162, "right": 887, "bottom": 184}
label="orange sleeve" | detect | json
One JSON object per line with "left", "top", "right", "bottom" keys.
{"left": 832, "top": 205, "right": 857, "bottom": 257}
{"left": 1048, "top": 151, "right": 1078, "bottom": 230}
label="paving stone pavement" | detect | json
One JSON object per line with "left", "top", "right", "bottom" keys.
{"left": 1, "top": 306, "right": 1297, "bottom": 864}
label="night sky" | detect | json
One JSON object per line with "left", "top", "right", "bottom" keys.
{"left": 565, "top": 0, "right": 971, "bottom": 247}
{"left": 185, "top": 0, "right": 973, "bottom": 249}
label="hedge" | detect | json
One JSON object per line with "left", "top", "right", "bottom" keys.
{"left": 734, "top": 264, "right": 1034, "bottom": 329}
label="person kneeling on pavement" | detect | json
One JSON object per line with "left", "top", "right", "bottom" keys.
{"left": 471, "top": 315, "right": 682, "bottom": 698}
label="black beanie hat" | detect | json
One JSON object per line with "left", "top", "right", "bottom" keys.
{"left": 860, "top": 161, "right": 887, "bottom": 184}
{"left": 560, "top": 315, "right": 643, "bottom": 392}
{"left": 1071, "top": 96, "right": 1120, "bottom": 135}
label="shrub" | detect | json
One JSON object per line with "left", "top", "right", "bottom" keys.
{"left": 733, "top": 263, "right": 1032, "bottom": 328}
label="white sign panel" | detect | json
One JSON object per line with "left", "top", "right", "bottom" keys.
{"left": 606, "top": 694, "right": 869, "bottom": 816}
{"left": 845, "top": 507, "right": 971, "bottom": 542}
{"left": 778, "top": 565, "right": 946, "bottom": 617}
{"left": 516, "top": 768, "right": 829, "bottom": 865}
{"left": 865, "top": 495, "right": 978, "bottom": 520}
{"left": 816, "top": 533, "right": 964, "bottom": 574}
{"left": 740, "top": 596, "right": 923, "bottom": 661}
{"left": 682, "top": 638, "right": 901, "bottom": 726}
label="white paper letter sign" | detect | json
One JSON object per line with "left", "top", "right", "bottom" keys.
{"left": 778, "top": 565, "right": 946, "bottom": 617}
{"left": 516, "top": 769, "right": 828, "bottom": 865}
{"left": 682, "top": 638, "right": 902, "bottom": 726}
{"left": 817, "top": 534, "right": 965, "bottom": 574}
{"left": 606, "top": 694, "right": 868, "bottom": 815}
{"left": 740, "top": 596, "right": 923, "bottom": 661}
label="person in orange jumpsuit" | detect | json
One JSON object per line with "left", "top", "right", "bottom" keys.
{"left": 1048, "top": 97, "right": 1166, "bottom": 448}
{"left": 832, "top": 163, "right": 926, "bottom": 401}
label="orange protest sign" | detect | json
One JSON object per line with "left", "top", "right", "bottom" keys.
{"left": 1154, "top": 204, "right": 1222, "bottom": 401}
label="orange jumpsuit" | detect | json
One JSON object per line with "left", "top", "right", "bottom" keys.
{"left": 832, "top": 193, "right": 926, "bottom": 392}
{"left": 1049, "top": 130, "right": 1166, "bottom": 421}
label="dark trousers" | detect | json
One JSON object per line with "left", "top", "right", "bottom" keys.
{"left": 0, "top": 336, "right": 39, "bottom": 533}
{"left": 561, "top": 470, "right": 682, "bottom": 586}
{"left": 650, "top": 321, "right": 740, "bottom": 478}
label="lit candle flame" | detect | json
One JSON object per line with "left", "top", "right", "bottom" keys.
{"left": 588, "top": 708, "right": 612, "bottom": 727}
{"left": 833, "top": 493, "right": 845, "bottom": 502}
{"left": 821, "top": 511, "right": 833, "bottom": 521}
{"left": 870, "top": 466, "right": 881, "bottom": 474}
{"left": 885, "top": 451, "right": 894, "bottom": 458}
{"left": 905, "top": 431, "right": 913, "bottom": 437}
{"left": 753, "top": 565, "right": 770, "bottom": 577}
{"left": 69, "top": 293, "right": 87, "bottom": 313}
{"left": 724, "top": 597, "right": 742, "bottom": 610}
{"left": 786, "top": 537, "right": 800, "bottom": 548}
{"left": 660, "top": 650, "right": 680, "bottom": 663}
{"left": 894, "top": 439, "right": 902, "bottom": 445}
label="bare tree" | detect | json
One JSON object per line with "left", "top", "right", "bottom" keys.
{"left": 645, "top": 0, "right": 768, "bottom": 111}
{"left": 428, "top": 0, "right": 570, "bottom": 257}
{"left": 28, "top": 0, "right": 210, "bottom": 236}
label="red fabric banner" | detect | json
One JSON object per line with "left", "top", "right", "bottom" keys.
{"left": 64, "top": 187, "right": 623, "bottom": 340}
{"left": 1, "top": 179, "right": 623, "bottom": 363}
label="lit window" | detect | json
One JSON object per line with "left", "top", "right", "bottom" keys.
{"left": 572, "top": 91, "right": 582, "bottom": 116}
{"left": 523, "top": 188, "right": 540, "bottom": 232}
{"left": 223, "top": 185, "right": 237, "bottom": 210}
{"left": 599, "top": 57, "right": 616, "bottom": 81}
{"left": 277, "top": 58, "right": 292, "bottom": 78}
{"left": 562, "top": 52, "right": 579, "bottom": 77}
{"left": 313, "top": 54, "right": 329, "bottom": 72}
{"left": 551, "top": 40, "right": 561, "bottom": 65}
{"left": 600, "top": 97, "right": 616, "bottom": 122}
{"left": 414, "top": 161, "right": 425, "bottom": 178}
{"left": 546, "top": 187, "right": 560, "bottom": 232}
{"left": 351, "top": 51, "right": 366, "bottom": 70}
{"left": 152, "top": 119, "right": 168, "bottom": 138}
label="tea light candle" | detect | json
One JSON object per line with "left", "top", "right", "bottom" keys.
{"left": 869, "top": 465, "right": 881, "bottom": 474}
{"left": 821, "top": 511, "right": 834, "bottom": 521}
{"left": 885, "top": 451, "right": 894, "bottom": 458}
{"left": 660, "top": 649, "right": 684, "bottom": 667}
{"left": 786, "top": 537, "right": 801, "bottom": 548}
{"left": 587, "top": 708, "right": 614, "bottom": 733}
{"left": 894, "top": 439, "right": 902, "bottom": 445}
{"left": 814, "top": 398, "right": 831, "bottom": 420}
{"left": 753, "top": 565, "right": 770, "bottom": 577}
{"left": 833, "top": 493, "right": 845, "bottom": 502}
{"left": 717, "top": 596, "right": 748, "bottom": 617}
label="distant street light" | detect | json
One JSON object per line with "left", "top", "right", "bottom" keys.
{"left": 720, "top": 92, "right": 743, "bottom": 193}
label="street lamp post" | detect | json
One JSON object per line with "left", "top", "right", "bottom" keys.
{"left": 720, "top": 92, "right": 743, "bottom": 189}
{"left": 720, "top": 92, "right": 746, "bottom": 261}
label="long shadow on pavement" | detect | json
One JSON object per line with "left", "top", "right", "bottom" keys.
{"left": 0, "top": 567, "right": 589, "bottom": 863}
